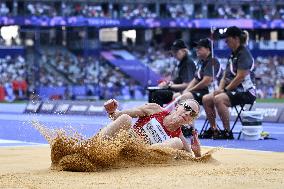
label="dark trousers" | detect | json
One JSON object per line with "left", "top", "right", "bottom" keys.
{"left": 148, "top": 89, "right": 174, "bottom": 107}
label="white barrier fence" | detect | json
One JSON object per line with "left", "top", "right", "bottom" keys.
{"left": 23, "top": 100, "right": 284, "bottom": 123}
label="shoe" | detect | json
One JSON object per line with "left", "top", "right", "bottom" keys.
{"left": 200, "top": 128, "right": 220, "bottom": 139}
{"left": 213, "top": 130, "right": 234, "bottom": 140}
{"left": 199, "top": 128, "right": 213, "bottom": 139}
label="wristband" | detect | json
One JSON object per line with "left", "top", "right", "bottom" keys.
{"left": 108, "top": 112, "right": 116, "bottom": 120}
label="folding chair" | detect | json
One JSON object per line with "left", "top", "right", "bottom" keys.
{"left": 199, "top": 119, "right": 209, "bottom": 136}
{"left": 231, "top": 102, "right": 255, "bottom": 139}
{"left": 199, "top": 102, "right": 255, "bottom": 139}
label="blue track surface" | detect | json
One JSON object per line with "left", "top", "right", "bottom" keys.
{"left": 0, "top": 113, "right": 284, "bottom": 152}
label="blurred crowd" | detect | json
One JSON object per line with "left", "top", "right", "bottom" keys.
{"left": 0, "top": 3, "right": 9, "bottom": 16}
{"left": 120, "top": 4, "right": 156, "bottom": 19}
{"left": 1, "top": 1, "right": 284, "bottom": 20}
{"left": 213, "top": 4, "right": 284, "bottom": 20}
{"left": 0, "top": 55, "right": 28, "bottom": 102}
{"left": 1, "top": 48, "right": 284, "bottom": 102}
{"left": 254, "top": 56, "right": 284, "bottom": 98}
{"left": 36, "top": 49, "right": 145, "bottom": 100}
{"left": 133, "top": 46, "right": 175, "bottom": 81}
{"left": 165, "top": 4, "right": 194, "bottom": 19}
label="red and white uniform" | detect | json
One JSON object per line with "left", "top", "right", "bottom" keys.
{"left": 132, "top": 110, "right": 181, "bottom": 144}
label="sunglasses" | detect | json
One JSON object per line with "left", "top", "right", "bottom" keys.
{"left": 179, "top": 102, "right": 198, "bottom": 118}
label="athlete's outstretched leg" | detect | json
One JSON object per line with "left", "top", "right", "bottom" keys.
{"left": 98, "top": 114, "right": 132, "bottom": 138}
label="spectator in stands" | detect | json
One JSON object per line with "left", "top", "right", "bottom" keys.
{"left": 0, "top": 82, "right": 5, "bottom": 102}
{"left": 4, "top": 0, "right": 284, "bottom": 20}
{"left": 0, "top": 3, "right": 9, "bottom": 16}
{"left": 202, "top": 26, "right": 256, "bottom": 139}
{"left": 12, "top": 79, "right": 20, "bottom": 99}
{"left": 18, "top": 77, "right": 28, "bottom": 99}
{"left": 166, "top": 4, "right": 193, "bottom": 19}
{"left": 121, "top": 4, "right": 156, "bottom": 19}
{"left": 215, "top": 4, "right": 247, "bottom": 19}
{"left": 0, "top": 55, "right": 28, "bottom": 101}
{"left": 103, "top": 98, "right": 201, "bottom": 157}
{"left": 4, "top": 81, "right": 15, "bottom": 102}
{"left": 254, "top": 55, "right": 284, "bottom": 98}
{"left": 149, "top": 39, "right": 196, "bottom": 106}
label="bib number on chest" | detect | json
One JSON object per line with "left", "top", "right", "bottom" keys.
{"left": 138, "top": 118, "right": 170, "bottom": 145}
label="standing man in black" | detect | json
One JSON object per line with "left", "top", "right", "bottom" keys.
{"left": 149, "top": 39, "right": 196, "bottom": 107}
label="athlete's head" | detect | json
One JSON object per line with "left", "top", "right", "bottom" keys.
{"left": 174, "top": 99, "right": 200, "bottom": 124}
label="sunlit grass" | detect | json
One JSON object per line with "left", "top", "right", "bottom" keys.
{"left": 256, "top": 98, "right": 284, "bottom": 103}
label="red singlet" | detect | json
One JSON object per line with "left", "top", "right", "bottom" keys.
{"left": 132, "top": 110, "right": 181, "bottom": 138}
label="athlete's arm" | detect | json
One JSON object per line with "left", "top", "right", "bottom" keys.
{"left": 225, "top": 69, "right": 249, "bottom": 90}
{"left": 104, "top": 99, "right": 163, "bottom": 120}
{"left": 179, "top": 132, "right": 192, "bottom": 153}
{"left": 187, "top": 76, "right": 212, "bottom": 92}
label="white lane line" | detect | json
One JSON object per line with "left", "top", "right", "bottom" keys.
{"left": 0, "top": 139, "right": 45, "bottom": 145}
{"left": 202, "top": 145, "right": 282, "bottom": 153}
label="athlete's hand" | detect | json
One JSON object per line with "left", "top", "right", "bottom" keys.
{"left": 104, "top": 99, "right": 118, "bottom": 114}
{"left": 190, "top": 130, "right": 201, "bottom": 157}
{"left": 213, "top": 89, "right": 224, "bottom": 96}
{"left": 158, "top": 81, "right": 168, "bottom": 87}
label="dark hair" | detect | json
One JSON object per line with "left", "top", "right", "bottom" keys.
{"left": 193, "top": 38, "right": 211, "bottom": 50}
{"left": 221, "top": 26, "right": 249, "bottom": 46}
{"left": 171, "top": 39, "right": 188, "bottom": 51}
{"left": 240, "top": 30, "right": 249, "bottom": 46}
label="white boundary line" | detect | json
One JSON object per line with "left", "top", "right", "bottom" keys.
{"left": 202, "top": 145, "right": 282, "bottom": 153}
{"left": 0, "top": 139, "right": 281, "bottom": 153}
{"left": 0, "top": 139, "right": 47, "bottom": 147}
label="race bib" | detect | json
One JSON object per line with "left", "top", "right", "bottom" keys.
{"left": 136, "top": 118, "right": 170, "bottom": 145}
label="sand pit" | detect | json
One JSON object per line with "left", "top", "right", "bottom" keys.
{"left": 1, "top": 122, "right": 283, "bottom": 188}
{"left": 0, "top": 146, "right": 284, "bottom": 189}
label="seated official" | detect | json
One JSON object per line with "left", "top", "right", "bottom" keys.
{"left": 149, "top": 39, "right": 196, "bottom": 107}
{"left": 202, "top": 26, "right": 256, "bottom": 140}
{"left": 174, "top": 38, "right": 222, "bottom": 107}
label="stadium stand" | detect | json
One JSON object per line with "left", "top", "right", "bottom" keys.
{"left": 0, "top": 0, "right": 284, "bottom": 101}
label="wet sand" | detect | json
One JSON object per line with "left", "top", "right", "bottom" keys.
{"left": 0, "top": 146, "right": 284, "bottom": 189}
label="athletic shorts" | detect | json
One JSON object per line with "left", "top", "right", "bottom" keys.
{"left": 226, "top": 90, "right": 256, "bottom": 106}
{"left": 191, "top": 89, "right": 209, "bottom": 105}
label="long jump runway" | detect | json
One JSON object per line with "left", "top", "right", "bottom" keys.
{"left": 0, "top": 113, "right": 284, "bottom": 152}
